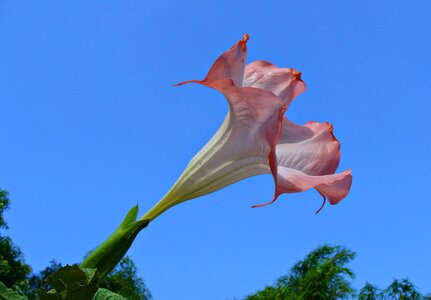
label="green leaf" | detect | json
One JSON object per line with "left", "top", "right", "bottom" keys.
{"left": 93, "top": 288, "right": 126, "bottom": 300}
{"left": 0, "top": 281, "right": 28, "bottom": 300}
{"left": 122, "top": 205, "right": 139, "bottom": 226}
{"left": 39, "top": 265, "right": 99, "bottom": 300}
{"left": 38, "top": 288, "right": 62, "bottom": 300}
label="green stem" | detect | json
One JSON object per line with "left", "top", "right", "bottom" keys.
{"left": 80, "top": 205, "right": 149, "bottom": 280}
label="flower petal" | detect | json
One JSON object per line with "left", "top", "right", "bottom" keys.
{"left": 143, "top": 78, "right": 285, "bottom": 221}
{"left": 277, "top": 119, "right": 341, "bottom": 176}
{"left": 253, "top": 118, "right": 351, "bottom": 208}
{"left": 143, "top": 35, "right": 352, "bottom": 221}
{"left": 275, "top": 168, "right": 352, "bottom": 205}
{"left": 179, "top": 34, "right": 249, "bottom": 87}
{"left": 243, "top": 60, "right": 306, "bottom": 107}
{"left": 314, "top": 170, "right": 352, "bottom": 205}
{"left": 171, "top": 78, "right": 285, "bottom": 201}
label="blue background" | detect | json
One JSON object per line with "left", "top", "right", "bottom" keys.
{"left": 1, "top": 1, "right": 430, "bottom": 299}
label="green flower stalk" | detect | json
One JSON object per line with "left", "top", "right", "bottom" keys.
{"left": 80, "top": 205, "right": 149, "bottom": 280}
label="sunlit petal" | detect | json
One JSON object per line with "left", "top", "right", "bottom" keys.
{"left": 244, "top": 60, "right": 306, "bottom": 107}
{"left": 143, "top": 55, "right": 285, "bottom": 220}
{"left": 253, "top": 119, "right": 352, "bottom": 208}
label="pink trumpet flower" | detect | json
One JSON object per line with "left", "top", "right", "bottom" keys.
{"left": 142, "top": 35, "right": 351, "bottom": 221}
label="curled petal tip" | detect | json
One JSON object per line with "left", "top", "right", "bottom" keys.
{"left": 251, "top": 195, "right": 279, "bottom": 208}
{"left": 243, "top": 33, "right": 250, "bottom": 43}
{"left": 314, "top": 194, "right": 327, "bottom": 214}
{"left": 172, "top": 79, "right": 201, "bottom": 87}
{"left": 251, "top": 202, "right": 270, "bottom": 209}
{"left": 324, "top": 122, "right": 334, "bottom": 133}
{"left": 240, "top": 34, "right": 250, "bottom": 50}
{"left": 291, "top": 69, "right": 303, "bottom": 82}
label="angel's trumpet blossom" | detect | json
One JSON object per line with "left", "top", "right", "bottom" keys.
{"left": 143, "top": 35, "right": 351, "bottom": 221}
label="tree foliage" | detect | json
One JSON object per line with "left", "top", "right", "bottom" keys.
{"left": 245, "top": 245, "right": 431, "bottom": 300}
{"left": 384, "top": 279, "right": 423, "bottom": 300}
{"left": 0, "top": 190, "right": 11, "bottom": 229}
{"left": 358, "top": 282, "right": 382, "bottom": 300}
{"left": 0, "top": 189, "right": 32, "bottom": 293}
{"left": 0, "top": 236, "right": 32, "bottom": 291}
{"left": 246, "top": 245, "right": 356, "bottom": 300}
{"left": 358, "top": 279, "right": 431, "bottom": 300}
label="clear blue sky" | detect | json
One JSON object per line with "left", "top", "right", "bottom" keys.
{"left": 1, "top": 1, "right": 430, "bottom": 299}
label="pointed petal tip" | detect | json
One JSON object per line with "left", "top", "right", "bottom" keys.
{"left": 239, "top": 34, "right": 250, "bottom": 51}
{"left": 291, "top": 68, "right": 307, "bottom": 92}
{"left": 251, "top": 202, "right": 271, "bottom": 209}
{"left": 325, "top": 122, "right": 334, "bottom": 133}
{"left": 251, "top": 194, "right": 280, "bottom": 208}
{"left": 242, "top": 33, "right": 250, "bottom": 43}
{"left": 291, "top": 69, "right": 303, "bottom": 82}
{"left": 172, "top": 79, "right": 203, "bottom": 87}
{"left": 304, "top": 120, "right": 339, "bottom": 144}
{"left": 323, "top": 121, "right": 339, "bottom": 143}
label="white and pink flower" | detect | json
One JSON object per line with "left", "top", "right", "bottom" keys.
{"left": 143, "top": 35, "right": 351, "bottom": 221}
